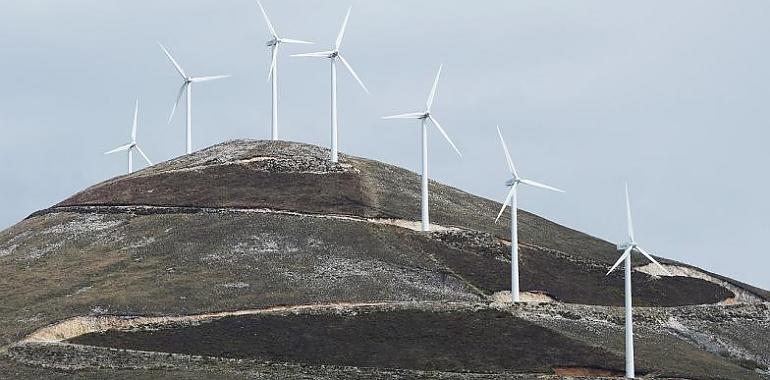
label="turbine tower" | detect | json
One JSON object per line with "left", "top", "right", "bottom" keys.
{"left": 292, "top": 7, "right": 369, "bottom": 163}
{"left": 104, "top": 100, "right": 153, "bottom": 174}
{"left": 383, "top": 65, "right": 462, "bottom": 232}
{"left": 606, "top": 183, "right": 672, "bottom": 379}
{"left": 494, "top": 126, "right": 564, "bottom": 302}
{"left": 158, "top": 42, "right": 230, "bottom": 155}
{"left": 257, "top": 1, "right": 312, "bottom": 140}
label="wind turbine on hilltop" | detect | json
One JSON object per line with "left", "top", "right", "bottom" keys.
{"left": 104, "top": 100, "right": 152, "bottom": 174}
{"left": 494, "top": 126, "right": 564, "bottom": 302}
{"left": 607, "top": 183, "right": 672, "bottom": 379}
{"left": 383, "top": 65, "right": 462, "bottom": 232}
{"left": 292, "top": 7, "right": 369, "bottom": 163}
{"left": 158, "top": 42, "right": 230, "bottom": 155}
{"left": 257, "top": 1, "right": 313, "bottom": 140}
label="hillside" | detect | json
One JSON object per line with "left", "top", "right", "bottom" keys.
{"left": 0, "top": 140, "right": 768, "bottom": 379}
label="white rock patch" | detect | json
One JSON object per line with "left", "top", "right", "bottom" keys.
{"left": 219, "top": 282, "right": 250, "bottom": 289}
{"left": 490, "top": 291, "right": 556, "bottom": 305}
{"left": 0, "top": 243, "right": 19, "bottom": 257}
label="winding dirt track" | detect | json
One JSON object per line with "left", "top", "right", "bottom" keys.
{"left": 20, "top": 302, "right": 400, "bottom": 344}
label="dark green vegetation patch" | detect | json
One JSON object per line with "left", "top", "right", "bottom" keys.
{"left": 69, "top": 308, "right": 625, "bottom": 374}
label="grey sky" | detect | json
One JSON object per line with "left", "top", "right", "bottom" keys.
{"left": 1, "top": 1, "right": 768, "bottom": 290}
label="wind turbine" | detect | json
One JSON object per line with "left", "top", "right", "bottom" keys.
{"left": 292, "top": 7, "right": 369, "bottom": 163}
{"left": 606, "top": 183, "right": 672, "bottom": 379}
{"left": 494, "top": 126, "right": 564, "bottom": 302}
{"left": 383, "top": 65, "right": 462, "bottom": 232}
{"left": 257, "top": 1, "right": 312, "bottom": 140}
{"left": 104, "top": 100, "right": 152, "bottom": 174}
{"left": 158, "top": 42, "right": 230, "bottom": 155}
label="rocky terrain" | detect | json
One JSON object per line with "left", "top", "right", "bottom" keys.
{"left": 0, "top": 140, "right": 768, "bottom": 379}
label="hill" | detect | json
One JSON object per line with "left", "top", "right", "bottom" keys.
{"left": 0, "top": 140, "right": 768, "bottom": 379}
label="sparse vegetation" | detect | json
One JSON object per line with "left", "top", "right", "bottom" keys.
{"left": 1, "top": 140, "right": 768, "bottom": 379}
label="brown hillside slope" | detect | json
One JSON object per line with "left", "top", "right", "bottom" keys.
{"left": 1, "top": 140, "right": 768, "bottom": 379}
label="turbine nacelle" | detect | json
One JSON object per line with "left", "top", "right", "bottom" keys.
{"left": 292, "top": 7, "right": 368, "bottom": 95}
{"left": 158, "top": 42, "right": 229, "bottom": 154}
{"left": 291, "top": 7, "right": 368, "bottom": 96}
{"left": 494, "top": 126, "right": 564, "bottom": 224}
{"left": 105, "top": 100, "right": 152, "bottom": 174}
{"left": 268, "top": 37, "right": 311, "bottom": 47}
{"left": 606, "top": 184, "right": 672, "bottom": 277}
{"left": 383, "top": 65, "right": 460, "bottom": 158}
{"left": 258, "top": 1, "right": 313, "bottom": 50}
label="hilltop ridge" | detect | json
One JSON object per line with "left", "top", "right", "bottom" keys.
{"left": 40, "top": 139, "right": 770, "bottom": 303}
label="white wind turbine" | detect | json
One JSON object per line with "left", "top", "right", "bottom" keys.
{"left": 104, "top": 100, "right": 152, "bottom": 174}
{"left": 257, "top": 1, "right": 312, "bottom": 140}
{"left": 292, "top": 7, "right": 369, "bottom": 163}
{"left": 383, "top": 65, "right": 462, "bottom": 232}
{"left": 158, "top": 42, "right": 230, "bottom": 155}
{"left": 606, "top": 183, "right": 672, "bottom": 379}
{"left": 494, "top": 126, "right": 564, "bottom": 302}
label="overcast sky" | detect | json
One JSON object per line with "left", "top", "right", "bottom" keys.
{"left": 1, "top": 1, "right": 769, "bottom": 290}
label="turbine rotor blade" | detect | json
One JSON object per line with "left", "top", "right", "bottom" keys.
{"left": 496, "top": 125, "right": 517, "bottom": 177}
{"left": 428, "top": 115, "right": 462, "bottom": 158}
{"left": 426, "top": 64, "right": 443, "bottom": 110}
{"left": 520, "top": 179, "right": 565, "bottom": 193}
{"left": 131, "top": 99, "right": 139, "bottom": 142}
{"left": 335, "top": 7, "right": 352, "bottom": 50}
{"left": 168, "top": 82, "right": 188, "bottom": 124}
{"left": 382, "top": 112, "right": 425, "bottom": 120}
{"left": 256, "top": 0, "right": 278, "bottom": 37}
{"left": 636, "top": 246, "right": 672, "bottom": 276}
{"left": 279, "top": 38, "right": 313, "bottom": 44}
{"left": 338, "top": 55, "right": 369, "bottom": 94}
{"left": 626, "top": 183, "right": 635, "bottom": 242}
{"left": 606, "top": 246, "right": 634, "bottom": 275}
{"left": 104, "top": 143, "right": 133, "bottom": 155}
{"left": 191, "top": 75, "right": 231, "bottom": 83}
{"left": 157, "top": 42, "right": 187, "bottom": 79}
{"left": 291, "top": 51, "right": 334, "bottom": 58}
{"left": 136, "top": 146, "right": 153, "bottom": 166}
{"left": 495, "top": 185, "right": 517, "bottom": 223}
